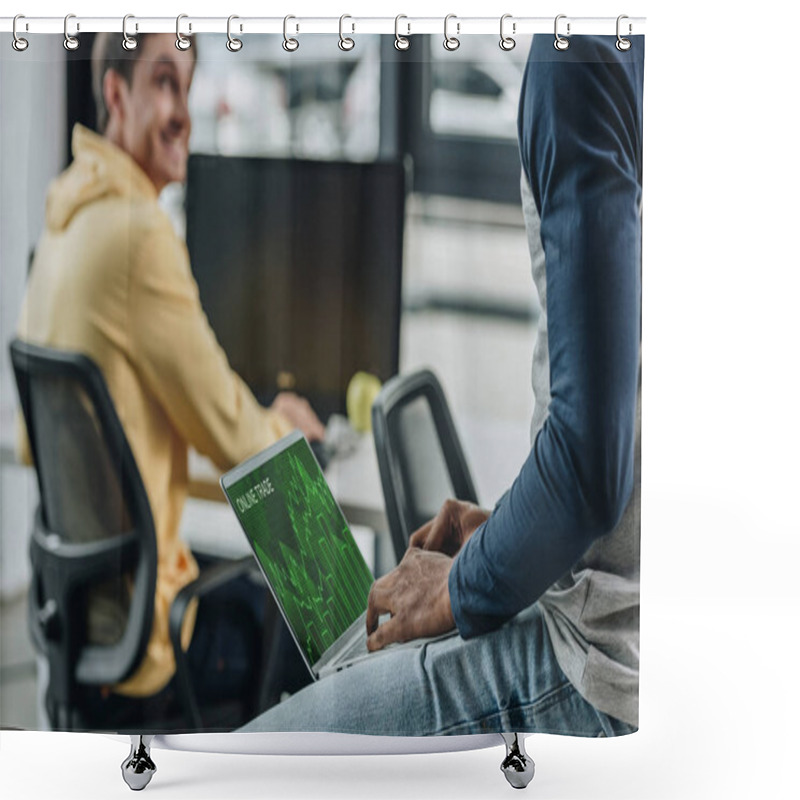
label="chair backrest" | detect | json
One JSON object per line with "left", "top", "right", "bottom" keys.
{"left": 371, "top": 369, "right": 479, "bottom": 561}
{"left": 9, "top": 338, "right": 157, "bottom": 728}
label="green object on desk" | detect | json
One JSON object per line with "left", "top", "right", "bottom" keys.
{"left": 347, "top": 372, "right": 382, "bottom": 433}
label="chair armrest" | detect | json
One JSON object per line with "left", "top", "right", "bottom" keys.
{"left": 168, "top": 556, "right": 257, "bottom": 729}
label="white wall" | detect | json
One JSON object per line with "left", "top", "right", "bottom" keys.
{"left": 0, "top": 37, "right": 66, "bottom": 597}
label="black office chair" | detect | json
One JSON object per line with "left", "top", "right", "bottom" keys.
{"left": 371, "top": 368, "right": 480, "bottom": 561}
{"left": 9, "top": 338, "right": 263, "bottom": 733}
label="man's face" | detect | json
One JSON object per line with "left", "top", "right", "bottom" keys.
{"left": 114, "top": 34, "right": 195, "bottom": 192}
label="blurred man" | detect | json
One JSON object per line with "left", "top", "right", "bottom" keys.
{"left": 17, "top": 32, "right": 323, "bottom": 723}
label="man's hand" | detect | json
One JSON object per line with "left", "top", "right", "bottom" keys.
{"left": 271, "top": 392, "right": 325, "bottom": 442}
{"left": 409, "top": 499, "right": 490, "bottom": 557}
{"left": 366, "top": 548, "right": 455, "bottom": 651}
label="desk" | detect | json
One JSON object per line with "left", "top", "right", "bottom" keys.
{"left": 186, "top": 417, "right": 530, "bottom": 522}
{"left": 187, "top": 432, "right": 387, "bottom": 529}
{"left": 184, "top": 434, "right": 393, "bottom": 574}
{"left": 182, "top": 417, "right": 531, "bottom": 571}
{"left": 180, "top": 496, "right": 380, "bottom": 574}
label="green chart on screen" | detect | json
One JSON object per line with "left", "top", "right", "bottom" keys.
{"left": 228, "top": 438, "right": 373, "bottom": 666}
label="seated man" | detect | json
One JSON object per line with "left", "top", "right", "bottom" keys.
{"left": 16, "top": 32, "right": 323, "bottom": 722}
{"left": 240, "top": 34, "right": 642, "bottom": 737}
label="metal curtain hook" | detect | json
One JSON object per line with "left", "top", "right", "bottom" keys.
{"left": 283, "top": 15, "right": 299, "bottom": 52}
{"left": 499, "top": 14, "right": 516, "bottom": 51}
{"left": 339, "top": 14, "right": 355, "bottom": 51}
{"left": 554, "top": 14, "right": 570, "bottom": 51}
{"left": 122, "top": 14, "right": 138, "bottom": 51}
{"left": 443, "top": 14, "right": 460, "bottom": 51}
{"left": 12, "top": 14, "right": 29, "bottom": 52}
{"left": 394, "top": 14, "right": 410, "bottom": 51}
{"left": 64, "top": 13, "right": 80, "bottom": 51}
{"left": 226, "top": 15, "right": 242, "bottom": 51}
{"left": 176, "top": 14, "right": 191, "bottom": 51}
{"left": 616, "top": 14, "right": 632, "bottom": 51}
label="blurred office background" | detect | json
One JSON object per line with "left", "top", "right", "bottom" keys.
{"left": 0, "top": 34, "right": 538, "bottom": 728}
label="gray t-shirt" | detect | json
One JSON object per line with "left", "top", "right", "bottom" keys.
{"left": 523, "top": 173, "right": 641, "bottom": 728}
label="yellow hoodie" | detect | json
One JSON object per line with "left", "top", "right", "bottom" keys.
{"left": 17, "top": 124, "right": 293, "bottom": 697}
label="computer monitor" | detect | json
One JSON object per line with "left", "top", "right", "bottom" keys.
{"left": 185, "top": 154, "right": 406, "bottom": 420}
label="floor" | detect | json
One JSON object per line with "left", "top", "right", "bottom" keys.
{"left": 0, "top": 592, "right": 38, "bottom": 729}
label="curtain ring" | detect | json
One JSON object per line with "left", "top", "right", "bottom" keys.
{"left": 122, "top": 14, "right": 138, "bottom": 51}
{"left": 338, "top": 14, "right": 355, "bottom": 51}
{"left": 616, "top": 14, "right": 632, "bottom": 51}
{"left": 443, "top": 14, "right": 460, "bottom": 52}
{"left": 226, "top": 15, "right": 242, "bottom": 51}
{"left": 394, "top": 15, "right": 410, "bottom": 51}
{"left": 499, "top": 14, "right": 516, "bottom": 51}
{"left": 176, "top": 14, "right": 191, "bottom": 51}
{"left": 283, "top": 15, "right": 299, "bottom": 52}
{"left": 12, "top": 14, "right": 29, "bottom": 52}
{"left": 554, "top": 14, "right": 570, "bottom": 51}
{"left": 63, "top": 13, "right": 80, "bottom": 51}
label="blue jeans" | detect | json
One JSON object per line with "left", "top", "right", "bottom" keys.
{"left": 238, "top": 603, "right": 635, "bottom": 737}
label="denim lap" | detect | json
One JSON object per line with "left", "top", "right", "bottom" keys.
{"left": 239, "top": 603, "right": 634, "bottom": 737}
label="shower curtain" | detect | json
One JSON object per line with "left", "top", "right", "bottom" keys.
{"left": 0, "top": 20, "right": 644, "bottom": 741}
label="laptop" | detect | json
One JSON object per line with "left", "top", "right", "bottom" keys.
{"left": 220, "top": 429, "right": 454, "bottom": 680}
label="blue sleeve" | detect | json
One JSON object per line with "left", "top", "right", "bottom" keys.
{"left": 449, "top": 35, "right": 644, "bottom": 638}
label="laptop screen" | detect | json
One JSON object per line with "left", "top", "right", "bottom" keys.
{"left": 224, "top": 434, "right": 374, "bottom": 667}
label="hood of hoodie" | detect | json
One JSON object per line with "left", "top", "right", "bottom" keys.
{"left": 45, "top": 124, "right": 158, "bottom": 232}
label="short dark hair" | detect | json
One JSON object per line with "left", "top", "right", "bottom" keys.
{"left": 91, "top": 32, "right": 197, "bottom": 133}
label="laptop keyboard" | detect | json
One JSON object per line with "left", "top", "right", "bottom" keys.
{"left": 341, "top": 624, "right": 369, "bottom": 661}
